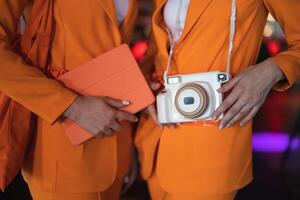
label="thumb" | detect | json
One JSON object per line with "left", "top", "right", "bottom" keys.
{"left": 104, "top": 97, "right": 130, "bottom": 108}
{"left": 147, "top": 104, "right": 162, "bottom": 128}
{"left": 149, "top": 81, "right": 161, "bottom": 91}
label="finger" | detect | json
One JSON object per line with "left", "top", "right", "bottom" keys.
{"left": 213, "top": 88, "right": 240, "bottom": 120}
{"left": 116, "top": 111, "right": 138, "bottom": 123}
{"left": 147, "top": 105, "right": 162, "bottom": 128}
{"left": 95, "top": 131, "right": 104, "bottom": 138}
{"left": 104, "top": 97, "right": 130, "bottom": 108}
{"left": 110, "top": 120, "right": 123, "bottom": 132}
{"left": 167, "top": 124, "right": 176, "bottom": 129}
{"left": 122, "top": 148, "right": 139, "bottom": 194}
{"left": 144, "top": 108, "right": 149, "bottom": 115}
{"left": 102, "top": 128, "right": 113, "bottom": 136}
{"left": 86, "top": 127, "right": 100, "bottom": 136}
{"left": 219, "top": 99, "right": 247, "bottom": 129}
{"left": 224, "top": 104, "right": 252, "bottom": 129}
{"left": 87, "top": 125, "right": 104, "bottom": 137}
{"left": 149, "top": 81, "right": 161, "bottom": 91}
{"left": 240, "top": 106, "right": 260, "bottom": 126}
{"left": 218, "top": 74, "right": 242, "bottom": 93}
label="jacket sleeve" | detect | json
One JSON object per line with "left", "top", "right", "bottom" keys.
{"left": 0, "top": 0, "right": 77, "bottom": 124}
{"left": 264, "top": 0, "right": 300, "bottom": 91}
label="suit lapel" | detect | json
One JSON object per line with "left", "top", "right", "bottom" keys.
{"left": 97, "top": 0, "right": 119, "bottom": 28}
{"left": 120, "top": 0, "right": 138, "bottom": 43}
{"left": 153, "top": 0, "right": 214, "bottom": 57}
{"left": 152, "top": 0, "right": 169, "bottom": 57}
{"left": 177, "top": 0, "right": 214, "bottom": 46}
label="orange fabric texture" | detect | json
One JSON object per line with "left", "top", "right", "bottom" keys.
{"left": 0, "top": 0, "right": 53, "bottom": 191}
{"left": 29, "top": 176, "right": 123, "bottom": 200}
{"left": 148, "top": 171, "right": 237, "bottom": 200}
{"left": 0, "top": 0, "right": 137, "bottom": 193}
{"left": 135, "top": 0, "right": 300, "bottom": 196}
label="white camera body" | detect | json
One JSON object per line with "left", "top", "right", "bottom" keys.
{"left": 157, "top": 71, "right": 230, "bottom": 124}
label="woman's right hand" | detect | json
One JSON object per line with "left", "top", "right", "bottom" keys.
{"left": 63, "top": 96, "right": 138, "bottom": 137}
{"left": 145, "top": 81, "right": 163, "bottom": 128}
{"left": 146, "top": 81, "right": 178, "bottom": 129}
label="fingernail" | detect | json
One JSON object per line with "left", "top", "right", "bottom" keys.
{"left": 240, "top": 123, "right": 244, "bottom": 127}
{"left": 122, "top": 100, "right": 130, "bottom": 105}
{"left": 212, "top": 115, "right": 217, "bottom": 120}
{"left": 135, "top": 118, "right": 139, "bottom": 122}
{"left": 226, "top": 123, "right": 231, "bottom": 128}
{"left": 219, "top": 124, "right": 224, "bottom": 130}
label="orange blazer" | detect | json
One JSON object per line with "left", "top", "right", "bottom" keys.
{"left": 0, "top": 0, "right": 137, "bottom": 193}
{"left": 135, "top": 0, "right": 300, "bottom": 195}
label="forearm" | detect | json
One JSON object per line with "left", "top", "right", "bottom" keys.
{"left": 0, "top": 0, "right": 78, "bottom": 124}
{"left": 264, "top": 0, "right": 300, "bottom": 90}
{"left": 0, "top": 41, "right": 77, "bottom": 124}
{"left": 269, "top": 47, "right": 300, "bottom": 91}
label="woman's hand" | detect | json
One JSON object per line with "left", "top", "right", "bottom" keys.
{"left": 145, "top": 81, "right": 162, "bottom": 128}
{"left": 145, "top": 81, "right": 177, "bottom": 129}
{"left": 122, "top": 148, "right": 139, "bottom": 194}
{"left": 63, "top": 96, "right": 138, "bottom": 137}
{"left": 213, "top": 59, "right": 285, "bottom": 129}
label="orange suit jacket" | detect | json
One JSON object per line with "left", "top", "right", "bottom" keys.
{"left": 135, "top": 0, "right": 300, "bottom": 195}
{"left": 0, "top": 0, "right": 137, "bottom": 193}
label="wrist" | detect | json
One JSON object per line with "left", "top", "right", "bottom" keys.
{"left": 264, "top": 59, "right": 285, "bottom": 83}
{"left": 63, "top": 95, "right": 80, "bottom": 120}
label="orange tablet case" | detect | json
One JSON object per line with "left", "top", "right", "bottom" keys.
{"left": 58, "top": 44, "right": 155, "bottom": 145}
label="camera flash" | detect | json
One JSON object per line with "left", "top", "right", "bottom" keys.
{"left": 168, "top": 76, "right": 181, "bottom": 84}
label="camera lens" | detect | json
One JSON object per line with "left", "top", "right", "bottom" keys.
{"left": 175, "top": 84, "right": 208, "bottom": 118}
{"left": 183, "top": 97, "right": 195, "bottom": 105}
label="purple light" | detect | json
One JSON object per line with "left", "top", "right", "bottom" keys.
{"left": 252, "top": 132, "right": 300, "bottom": 153}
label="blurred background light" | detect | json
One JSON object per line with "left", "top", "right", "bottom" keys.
{"left": 253, "top": 132, "right": 300, "bottom": 153}
{"left": 263, "top": 23, "right": 274, "bottom": 38}
{"left": 131, "top": 41, "right": 148, "bottom": 62}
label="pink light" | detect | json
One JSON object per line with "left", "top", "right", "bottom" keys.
{"left": 131, "top": 41, "right": 148, "bottom": 62}
{"left": 252, "top": 132, "right": 299, "bottom": 153}
{"left": 265, "top": 40, "right": 281, "bottom": 56}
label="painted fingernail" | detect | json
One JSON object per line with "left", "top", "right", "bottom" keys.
{"left": 219, "top": 124, "right": 224, "bottom": 130}
{"left": 122, "top": 100, "right": 130, "bottom": 105}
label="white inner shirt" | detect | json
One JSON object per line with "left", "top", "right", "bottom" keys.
{"left": 164, "top": 0, "right": 191, "bottom": 43}
{"left": 114, "top": 0, "right": 129, "bottom": 25}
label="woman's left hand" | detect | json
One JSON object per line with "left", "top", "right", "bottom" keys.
{"left": 213, "top": 59, "right": 285, "bottom": 129}
{"left": 122, "top": 148, "right": 139, "bottom": 194}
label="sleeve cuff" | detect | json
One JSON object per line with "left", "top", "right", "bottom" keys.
{"left": 268, "top": 55, "right": 297, "bottom": 91}
{"left": 40, "top": 89, "right": 78, "bottom": 125}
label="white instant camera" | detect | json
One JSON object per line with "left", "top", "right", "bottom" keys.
{"left": 157, "top": 71, "right": 230, "bottom": 124}
{"left": 157, "top": 0, "right": 237, "bottom": 124}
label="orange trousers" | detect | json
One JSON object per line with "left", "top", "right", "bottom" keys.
{"left": 148, "top": 172, "right": 237, "bottom": 200}
{"left": 28, "top": 177, "right": 123, "bottom": 200}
